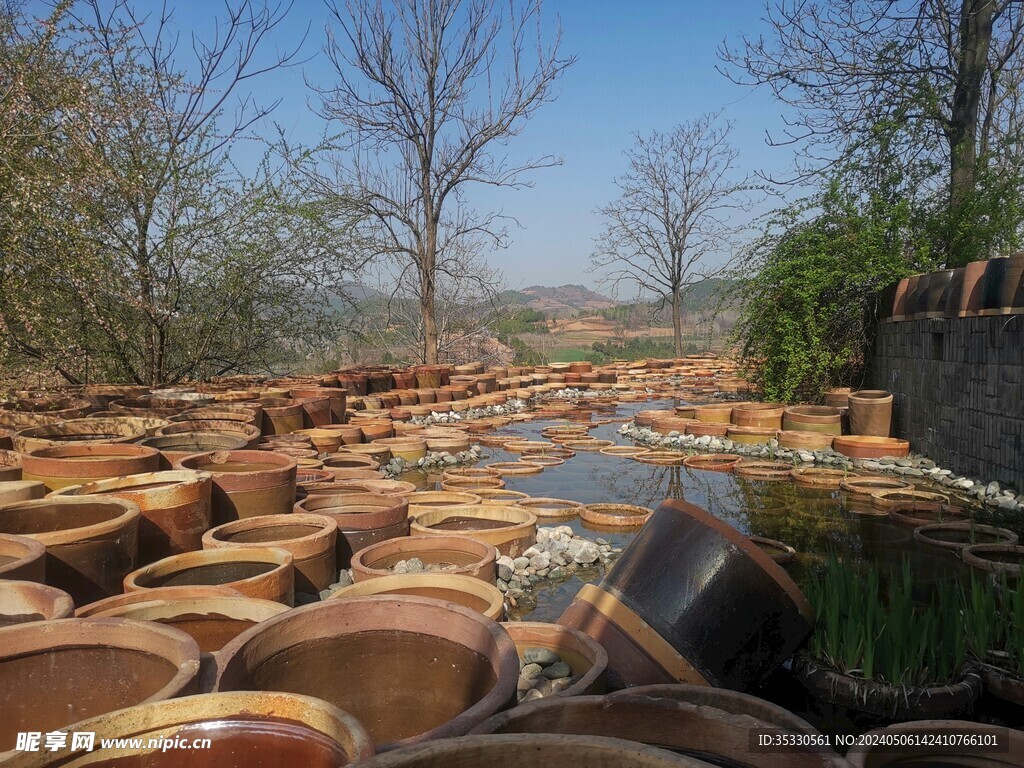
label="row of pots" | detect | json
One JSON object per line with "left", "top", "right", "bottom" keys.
{"left": 881, "top": 253, "right": 1024, "bottom": 321}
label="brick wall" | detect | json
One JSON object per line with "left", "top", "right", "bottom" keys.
{"left": 870, "top": 315, "right": 1024, "bottom": 491}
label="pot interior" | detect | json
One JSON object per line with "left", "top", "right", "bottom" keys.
{"left": 142, "top": 561, "right": 277, "bottom": 587}
{"left": 426, "top": 517, "right": 511, "bottom": 532}
{"left": 0, "top": 502, "right": 124, "bottom": 535}
{"left": 0, "top": 645, "right": 180, "bottom": 750}
{"left": 239, "top": 630, "right": 496, "bottom": 745}
{"left": 219, "top": 524, "right": 322, "bottom": 544}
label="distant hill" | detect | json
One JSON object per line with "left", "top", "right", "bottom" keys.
{"left": 518, "top": 284, "right": 618, "bottom": 315}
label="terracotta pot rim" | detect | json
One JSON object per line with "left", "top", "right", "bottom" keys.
{"left": 172, "top": 450, "right": 297, "bottom": 489}
{"left": 326, "top": 572, "right": 505, "bottom": 620}
{"left": 75, "top": 584, "right": 245, "bottom": 616}
{"left": 0, "top": 579, "right": 75, "bottom": 619}
{"left": 499, "top": 621, "right": 609, "bottom": 699}
{"left": 0, "top": 496, "right": 141, "bottom": 545}
{"left": 0, "top": 532, "right": 46, "bottom": 575}
{"left": 22, "top": 444, "right": 161, "bottom": 478}
{"left": 48, "top": 470, "right": 212, "bottom": 505}
{"left": 203, "top": 513, "right": 338, "bottom": 556}
{"left": 351, "top": 534, "right": 498, "bottom": 582}
{"left": 125, "top": 546, "right": 294, "bottom": 591}
{"left": 214, "top": 595, "right": 519, "bottom": 749}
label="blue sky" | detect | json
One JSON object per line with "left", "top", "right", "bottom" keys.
{"left": 176, "top": 0, "right": 802, "bottom": 289}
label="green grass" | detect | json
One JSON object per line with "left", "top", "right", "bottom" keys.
{"left": 547, "top": 348, "right": 591, "bottom": 362}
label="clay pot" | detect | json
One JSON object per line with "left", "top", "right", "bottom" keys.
{"left": 441, "top": 476, "right": 506, "bottom": 492}
{"left": 328, "top": 573, "right": 505, "bottom": 620}
{"left": 726, "top": 427, "right": 778, "bottom": 445}
{"left": 21, "top": 444, "right": 161, "bottom": 492}
{"left": 0, "top": 617, "right": 200, "bottom": 752}
{"left": 48, "top": 471, "right": 213, "bottom": 564}
{"left": 903, "top": 274, "right": 922, "bottom": 320}
{"left": 683, "top": 453, "right": 741, "bottom": 472}
{"left": 170, "top": 406, "right": 259, "bottom": 425}
{"left": 11, "top": 692, "right": 374, "bottom": 767}
{"left": 0, "top": 580, "right": 74, "bottom": 625}
{"left": 500, "top": 621, "right": 608, "bottom": 697}
{"left": 823, "top": 388, "right": 852, "bottom": 408}
{"left": 838, "top": 476, "right": 913, "bottom": 498}
{"left": 0, "top": 450, "right": 21, "bottom": 481}
{"left": 74, "top": 584, "right": 242, "bottom": 616}
{"left": 374, "top": 437, "right": 428, "bottom": 463}
{"left": 960, "top": 260, "right": 989, "bottom": 317}
{"left": 832, "top": 435, "right": 910, "bottom": 459}
{"left": 749, "top": 536, "right": 797, "bottom": 565}
{"left": 793, "top": 657, "right": 982, "bottom": 724}
{"left": 173, "top": 450, "right": 297, "bottom": 525}
{"left": 514, "top": 497, "right": 585, "bottom": 520}
{"left": 125, "top": 547, "right": 295, "bottom": 605}
{"left": 0, "top": 532, "right": 46, "bottom": 582}
{"left": 352, "top": 535, "right": 497, "bottom": 584}
{"left": 890, "top": 278, "right": 910, "bottom": 321}
{"left": 580, "top": 503, "right": 652, "bottom": 529}
{"left": 558, "top": 499, "right": 814, "bottom": 690}
{"left": 203, "top": 513, "right": 337, "bottom": 594}
{"left": 0, "top": 497, "right": 140, "bottom": 604}
{"left": 215, "top": 595, "right": 519, "bottom": 751}
{"left": 157, "top": 419, "right": 261, "bottom": 448}
{"left": 913, "top": 521, "right": 1018, "bottom": 552}
{"left": 258, "top": 398, "right": 305, "bottom": 435}
{"left": 684, "top": 422, "right": 730, "bottom": 437}
{"left": 1002, "top": 251, "right": 1024, "bottom": 314}
{"left": 84, "top": 594, "right": 289, "bottom": 653}
{"left": 292, "top": 387, "right": 348, "bottom": 423}
{"left": 980, "top": 256, "right": 1010, "bottom": 315}
{"left": 846, "top": 390, "right": 893, "bottom": 437}
{"left": 0, "top": 480, "right": 45, "bottom": 505}
{"left": 293, "top": 395, "right": 333, "bottom": 428}
{"left": 296, "top": 493, "right": 410, "bottom": 567}
{"left": 294, "top": 428, "right": 344, "bottom": 454}
{"left": 777, "top": 431, "right": 835, "bottom": 451}
{"left": 943, "top": 267, "right": 966, "bottom": 317}
{"left": 137, "top": 432, "right": 248, "bottom": 469}
{"left": 731, "top": 403, "right": 785, "bottom": 429}
{"left": 13, "top": 417, "right": 148, "bottom": 453}
{"left": 693, "top": 404, "right": 734, "bottom": 423}
{"left": 961, "top": 543, "right": 1024, "bottom": 578}
{"left": 355, "top": 734, "right": 708, "bottom": 768}
{"left": 782, "top": 406, "right": 842, "bottom": 435}
{"left": 326, "top": 450, "right": 384, "bottom": 468}
{"left": 846, "top": 719, "right": 1020, "bottom": 768}
{"left": 408, "top": 492, "right": 483, "bottom": 516}
{"left": 924, "top": 269, "right": 954, "bottom": 318}
{"left": 411, "top": 505, "right": 537, "bottom": 557}
{"left": 358, "top": 421, "right": 395, "bottom": 442}
{"left": 468, "top": 694, "right": 848, "bottom": 768}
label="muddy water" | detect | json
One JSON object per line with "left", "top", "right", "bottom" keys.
{"left": 145, "top": 562, "right": 276, "bottom": 587}
{"left": 0, "top": 647, "right": 179, "bottom": 750}
{"left": 243, "top": 631, "right": 496, "bottom": 745}
{"left": 100, "top": 719, "right": 351, "bottom": 768}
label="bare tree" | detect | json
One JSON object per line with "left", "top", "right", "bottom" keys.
{"left": 314, "top": 0, "right": 574, "bottom": 364}
{"left": 718, "top": 0, "right": 1024, "bottom": 264}
{"left": 591, "top": 114, "right": 750, "bottom": 357}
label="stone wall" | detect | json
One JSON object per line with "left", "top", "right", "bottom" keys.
{"left": 870, "top": 315, "right": 1024, "bottom": 492}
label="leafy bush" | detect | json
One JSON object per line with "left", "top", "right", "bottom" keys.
{"left": 733, "top": 183, "right": 932, "bottom": 401}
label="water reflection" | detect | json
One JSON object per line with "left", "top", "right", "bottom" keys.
{"left": 402, "top": 398, "right": 977, "bottom": 618}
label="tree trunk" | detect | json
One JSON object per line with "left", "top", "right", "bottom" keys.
{"left": 671, "top": 287, "right": 683, "bottom": 357}
{"left": 948, "top": 0, "right": 996, "bottom": 266}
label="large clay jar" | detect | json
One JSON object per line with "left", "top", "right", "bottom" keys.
{"left": 137, "top": 432, "right": 248, "bottom": 469}
{"left": 329, "top": 573, "right": 504, "bottom": 620}
{"left": 924, "top": 269, "right": 954, "bottom": 318}
{"left": 0, "top": 497, "right": 140, "bottom": 604}
{"left": 0, "top": 450, "right": 21, "bottom": 481}
{"left": 980, "top": 256, "right": 1009, "bottom": 315}
{"left": 296, "top": 493, "right": 410, "bottom": 567}
{"left": 0, "top": 580, "right": 74, "bottom": 625}
{"left": 0, "top": 480, "right": 45, "bottom": 505}
{"left": 83, "top": 594, "right": 288, "bottom": 653}
{"left": 731, "top": 403, "right": 785, "bottom": 429}
{"left": 203, "top": 513, "right": 337, "bottom": 595}
{"left": 352, "top": 734, "right": 711, "bottom": 768}
{"left": 259, "top": 398, "right": 305, "bottom": 435}
{"left": 846, "top": 390, "right": 894, "bottom": 437}
{"left": 410, "top": 505, "right": 537, "bottom": 558}
{"left": 21, "top": 444, "right": 161, "bottom": 491}
{"left": 558, "top": 499, "right": 814, "bottom": 691}
{"left": 890, "top": 278, "right": 910, "bottom": 321}
{"left": 903, "top": 274, "right": 922, "bottom": 320}
{"left": 942, "top": 267, "right": 965, "bottom": 317}
{"left": 124, "top": 547, "right": 295, "bottom": 606}
{"left": 173, "top": 450, "right": 296, "bottom": 525}
{"left": 500, "top": 621, "right": 608, "bottom": 698}
{"left": 782, "top": 406, "right": 843, "bottom": 435}
{"left": 0, "top": 532, "right": 46, "bottom": 582}
{"left": 215, "top": 595, "right": 520, "bottom": 751}
{"left": 291, "top": 387, "right": 348, "bottom": 424}
{"left": 12, "top": 417, "right": 148, "bottom": 453}
{"left": 49, "top": 470, "right": 213, "bottom": 565}
{"left": 1003, "top": 251, "right": 1024, "bottom": 314}
{"left": 468, "top": 693, "right": 849, "bottom": 768}
{"left": 7, "top": 692, "right": 375, "bottom": 768}
{"left": 0, "top": 617, "right": 200, "bottom": 752}
{"left": 156, "top": 419, "right": 261, "bottom": 448}
{"left": 352, "top": 535, "right": 497, "bottom": 584}
{"left": 959, "top": 259, "right": 988, "bottom": 317}
{"left": 846, "top": 720, "right": 1021, "bottom": 768}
